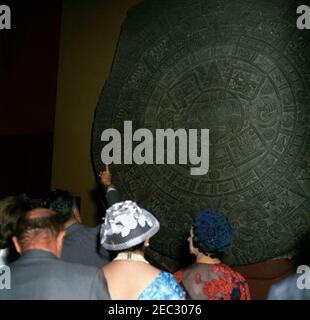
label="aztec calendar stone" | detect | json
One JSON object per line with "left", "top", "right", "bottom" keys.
{"left": 92, "top": 0, "right": 310, "bottom": 271}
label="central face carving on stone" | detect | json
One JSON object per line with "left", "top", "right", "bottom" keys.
{"left": 188, "top": 89, "right": 244, "bottom": 144}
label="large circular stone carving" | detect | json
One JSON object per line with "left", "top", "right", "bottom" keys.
{"left": 92, "top": 0, "right": 310, "bottom": 271}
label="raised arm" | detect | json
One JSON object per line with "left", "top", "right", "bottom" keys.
{"left": 100, "top": 164, "right": 121, "bottom": 206}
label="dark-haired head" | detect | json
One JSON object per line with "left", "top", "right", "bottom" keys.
{"left": 109, "top": 242, "right": 147, "bottom": 259}
{"left": 41, "top": 189, "right": 81, "bottom": 225}
{"left": 0, "top": 195, "right": 33, "bottom": 249}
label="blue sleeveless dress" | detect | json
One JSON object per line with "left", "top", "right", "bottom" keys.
{"left": 138, "top": 271, "right": 185, "bottom": 300}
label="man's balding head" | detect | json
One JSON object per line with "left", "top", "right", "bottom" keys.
{"left": 12, "top": 208, "right": 65, "bottom": 258}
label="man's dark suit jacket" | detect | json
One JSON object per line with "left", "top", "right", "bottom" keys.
{"left": 0, "top": 250, "right": 110, "bottom": 300}
{"left": 60, "top": 186, "right": 121, "bottom": 268}
{"left": 106, "top": 185, "right": 121, "bottom": 206}
{"left": 62, "top": 223, "right": 110, "bottom": 268}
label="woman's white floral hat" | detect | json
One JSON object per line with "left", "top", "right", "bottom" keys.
{"left": 100, "top": 200, "right": 160, "bottom": 251}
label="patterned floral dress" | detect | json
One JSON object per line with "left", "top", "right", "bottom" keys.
{"left": 174, "top": 263, "right": 251, "bottom": 300}
{"left": 138, "top": 271, "right": 185, "bottom": 300}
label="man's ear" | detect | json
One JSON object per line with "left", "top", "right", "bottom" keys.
{"left": 72, "top": 207, "right": 82, "bottom": 223}
{"left": 55, "top": 230, "right": 65, "bottom": 258}
{"left": 12, "top": 236, "right": 22, "bottom": 254}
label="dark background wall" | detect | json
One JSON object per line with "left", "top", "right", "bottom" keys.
{"left": 51, "top": 0, "right": 141, "bottom": 226}
{"left": 0, "top": 0, "right": 141, "bottom": 225}
{"left": 0, "top": 0, "right": 62, "bottom": 199}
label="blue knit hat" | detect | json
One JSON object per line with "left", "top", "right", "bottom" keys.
{"left": 192, "top": 209, "right": 233, "bottom": 252}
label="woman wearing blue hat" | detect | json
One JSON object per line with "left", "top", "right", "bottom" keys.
{"left": 174, "top": 209, "right": 251, "bottom": 300}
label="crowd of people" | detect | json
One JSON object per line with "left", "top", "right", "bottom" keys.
{"left": 0, "top": 166, "right": 304, "bottom": 300}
